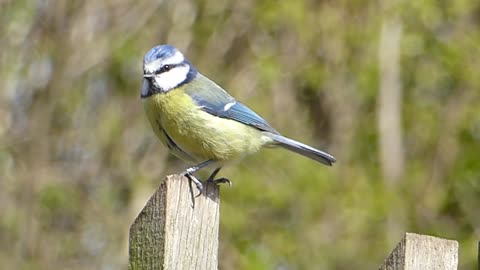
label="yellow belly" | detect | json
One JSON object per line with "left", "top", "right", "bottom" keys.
{"left": 144, "top": 89, "right": 272, "bottom": 163}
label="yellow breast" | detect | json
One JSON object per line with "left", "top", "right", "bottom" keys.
{"left": 143, "top": 88, "right": 272, "bottom": 163}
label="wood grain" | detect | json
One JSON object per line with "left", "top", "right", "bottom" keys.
{"left": 379, "top": 232, "right": 458, "bottom": 270}
{"left": 129, "top": 175, "right": 220, "bottom": 270}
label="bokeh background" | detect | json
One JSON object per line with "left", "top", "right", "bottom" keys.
{"left": 1, "top": 0, "right": 479, "bottom": 269}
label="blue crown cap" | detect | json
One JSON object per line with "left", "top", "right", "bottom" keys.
{"left": 144, "top": 44, "right": 178, "bottom": 64}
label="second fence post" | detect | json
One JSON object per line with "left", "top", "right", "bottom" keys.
{"left": 379, "top": 232, "right": 458, "bottom": 270}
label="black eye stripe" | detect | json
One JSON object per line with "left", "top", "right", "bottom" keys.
{"left": 162, "top": 65, "right": 171, "bottom": 72}
{"left": 155, "top": 63, "right": 180, "bottom": 74}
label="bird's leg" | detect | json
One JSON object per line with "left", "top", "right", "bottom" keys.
{"left": 184, "top": 173, "right": 203, "bottom": 195}
{"left": 206, "top": 167, "right": 221, "bottom": 181}
{"left": 182, "top": 160, "right": 215, "bottom": 194}
{"left": 206, "top": 167, "right": 232, "bottom": 187}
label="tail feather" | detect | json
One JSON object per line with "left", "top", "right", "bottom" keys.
{"left": 267, "top": 133, "right": 336, "bottom": 166}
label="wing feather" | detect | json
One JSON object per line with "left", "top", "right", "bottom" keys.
{"left": 184, "top": 74, "right": 279, "bottom": 134}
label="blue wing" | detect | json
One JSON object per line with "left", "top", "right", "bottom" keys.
{"left": 184, "top": 74, "right": 279, "bottom": 134}
{"left": 198, "top": 99, "right": 279, "bottom": 134}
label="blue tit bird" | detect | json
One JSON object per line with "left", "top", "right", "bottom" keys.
{"left": 141, "top": 44, "right": 336, "bottom": 191}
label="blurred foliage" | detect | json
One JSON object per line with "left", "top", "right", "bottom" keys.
{"left": 1, "top": 0, "right": 479, "bottom": 269}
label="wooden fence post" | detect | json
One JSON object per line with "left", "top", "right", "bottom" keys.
{"left": 128, "top": 174, "right": 220, "bottom": 270}
{"left": 379, "top": 232, "right": 458, "bottom": 270}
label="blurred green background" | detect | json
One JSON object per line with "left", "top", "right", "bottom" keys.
{"left": 1, "top": 0, "right": 479, "bottom": 269}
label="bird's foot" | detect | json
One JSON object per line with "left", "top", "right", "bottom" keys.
{"left": 184, "top": 172, "right": 203, "bottom": 197}
{"left": 207, "top": 177, "right": 232, "bottom": 188}
{"left": 205, "top": 167, "right": 232, "bottom": 187}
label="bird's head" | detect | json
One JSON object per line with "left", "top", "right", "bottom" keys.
{"left": 141, "top": 45, "right": 197, "bottom": 98}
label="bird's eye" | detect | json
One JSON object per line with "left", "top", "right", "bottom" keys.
{"left": 161, "top": 65, "right": 171, "bottom": 72}
{"left": 155, "top": 64, "right": 175, "bottom": 75}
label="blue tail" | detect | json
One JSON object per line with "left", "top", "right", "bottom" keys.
{"left": 268, "top": 134, "right": 336, "bottom": 166}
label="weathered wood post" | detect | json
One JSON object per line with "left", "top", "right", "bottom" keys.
{"left": 379, "top": 233, "right": 459, "bottom": 270}
{"left": 129, "top": 174, "right": 220, "bottom": 270}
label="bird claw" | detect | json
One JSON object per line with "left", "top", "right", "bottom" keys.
{"left": 184, "top": 173, "right": 203, "bottom": 197}
{"left": 207, "top": 177, "right": 232, "bottom": 188}
{"left": 205, "top": 167, "right": 232, "bottom": 187}
{"left": 183, "top": 164, "right": 232, "bottom": 200}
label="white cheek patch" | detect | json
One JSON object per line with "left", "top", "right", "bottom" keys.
{"left": 153, "top": 65, "right": 190, "bottom": 91}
